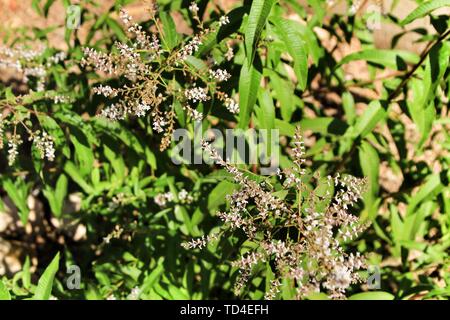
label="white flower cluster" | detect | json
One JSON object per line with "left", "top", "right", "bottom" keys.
{"left": 82, "top": 7, "right": 237, "bottom": 152}
{"left": 23, "top": 66, "right": 46, "bottom": 91}
{"left": 115, "top": 42, "right": 143, "bottom": 81}
{"left": 183, "top": 104, "right": 203, "bottom": 121}
{"left": 154, "top": 191, "right": 175, "bottom": 207}
{"left": 0, "top": 44, "right": 62, "bottom": 92}
{"left": 7, "top": 135, "right": 22, "bottom": 166}
{"left": 225, "top": 45, "right": 234, "bottom": 61}
{"left": 181, "top": 233, "right": 218, "bottom": 250}
{"left": 209, "top": 69, "right": 231, "bottom": 82}
{"left": 264, "top": 280, "right": 281, "bottom": 300}
{"left": 224, "top": 96, "right": 239, "bottom": 114}
{"left": 184, "top": 86, "right": 209, "bottom": 103}
{"left": 155, "top": 188, "right": 194, "bottom": 207}
{"left": 135, "top": 103, "right": 151, "bottom": 117}
{"left": 178, "top": 188, "right": 194, "bottom": 204}
{"left": 188, "top": 2, "right": 199, "bottom": 14}
{"left": 100, "top": 104, "right": 127, "bottom": 121}
{"left": 323, "top": 265, "right": 352, "bottom": 293}
{"left": 219, "top": 15, "right": 230, "bottom": 26}
{"left": 33, "top": 131, "right": 56, "bottom": 161}
{"left": 119, "top": 9, "right": 132, "bottom": 25}
{"left": 82, "top": 47, "right": 117, "bottom": 75}
{"left": 49, "top": 94, "right": 71, "bottom": 104}
{"left": 46, "top": 51, "right": 67, "bottom": 66}
{"left": 149, "top": 34, "right": 161, "bottom": 52}
{"left": 151, "top": 112, "right": 167, "bottom": 133}
{"left": 177, "top": 35, "right": 202, "bottom": 61}
{"left": 93, "top": 85, "right": 118, "bottom": 97}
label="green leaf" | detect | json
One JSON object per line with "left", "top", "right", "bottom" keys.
{"left": 352, "top": 100, "right": 386, "bottom": 139}
{"left": 300, "top": 117, "right": 347, "bottom": 135}
{"left": 408, "top": 42, "right": 450, "bottom": 147}
{"left": 184, "top": 55, "right": 208, "bottom": 74}
{"left": 342, "top": 92, "right": 356, "bottom": 125}
{"left": 43, "top": 0, "right": 56, "bottom": 17}
{"left": 306, "top": 292, "right": 330, "bottom": 300}
{"left": 106, "top": 17, "right": 127, "bottom": 43}
{"left": 359, "top": 141, "right": 380, "bottom": 196}
{"left": 254, "top": 89, "right": 276, "bottom": 160}
{"left": 267, "top": 70, "right": 295, "bottom": 121}
{"left": 141, "top": 259, "right": 164, "bottom": 293}
{"left": 0, "top": 280, "right": 11, "bottom": 300}
{"left": 174, "top": 205, "right": 194, "bottom": 236}
{"left": 337, "top": 49, "right": 420, "bottom": 70}
{"left": 390, "top": 204, "right": 404, "bottom": 253}
{"left": 196, "top": 7, "right": 247, "bottom": 56}
{"left": 265, "top": 261, "right": 275, "bottom": 296}
{"left": 245, "top": 0, "right": 276, "bottom": 63}
{"left": 208, "top": 180, "right": 236, "bottom": 210}
{"left": 349, "top": 291, "right": 395, "bottom": 300}
{"left": 31, "top": 0, "right": 43, "bottom": 15}
{"left": 3, "top": 178, "right": 30, "bottom": 225}
{"left": 23, "top": 256, "right": 31, "bottom": 289}
{"left": 406, "top": 174, "right": 442, "bottom": 216}
{"left": 43, "top": 174, "right": 68, "bottom": 217}
{"left": 274, "top": 119, "right": 296, "bottom": 136}
{"left": 160, "top": 11, "right": 179, "bottom": 50}
{"left": 64, "top": 161, "right": 95, "bottom": 194}
{"left": 238, "top": 58, "right": 262, "bottom": 129}
{"left": 274, "top": 18, "right": 308, "bottom": 90}
{"left": 256, "top": 90, "right": 275, "bottom": 131}
{"left": 359, "top": 141, "right": 380, "bottom": 220}
{"left": 400, "top": 0, "right": 450, "bottom": 26}
{"left": 69, "top": 126, "right": 95, "bottom": 176}
{"left": 34, "top": 252, "right": 60, "bottom": 300}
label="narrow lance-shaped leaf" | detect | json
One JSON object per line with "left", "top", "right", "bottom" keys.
{"left": 336, "top": 49, "right": 420, "bottom": 70}
{"left": 43, "top": 174, "right": 68, "bottom": 217}
{"left": 256, "top": 90, "right": 276, "bottom": 155}
{"left": 406, "top": 174, "right": 442, "bottom": 216}
{"left": 352, "top": 100, "right": 386, "bottom": 139}
{"left": 359, "top": 141, "right": 380, "bottom": 220}
{"left": 23, "top": 256, "right": 31, "bottom": 289}
{"left": 245, "top": 0, "right": 276, "bottom": 64}
{"left": 3, "top": 179, "right": 30, "bottom": 225}
{"left": 267, "top": 70, "right": 295, "bottom": 121}
{"left": 34, "top": 252, "right": 60, "bottom": 300}
{"left": 400, "top": 0, "right": 450, "bottom": 26}
{"left": 256, "top": 90, "right": 275, "bottom": 131}
{"left": 159, "top": 11, "right": 179, "bottom": 50}
{"left": 408, "top": 42, "right": 450, "bottom": 147}
{"left": 238, "top": 57, "right": 262, "bottom": 129}
{"left": 275, "top": 18, "right": 308, "bottom": 90}
{"left": 349, "top": 291, "right": 395, "bottom": 300}
{"left": 342, "top": 92, "right": 356, "bottom": 125}
{"left": 106, "top": 17, "right": 128, "bottom": 43}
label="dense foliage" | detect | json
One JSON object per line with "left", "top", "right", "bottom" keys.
{"left": 0, "top": 0, "right": 449, "bottom": 300}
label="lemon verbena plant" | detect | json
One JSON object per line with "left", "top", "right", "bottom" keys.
{"left": 0, "top": 0, "right": 449, "bottom": 301}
